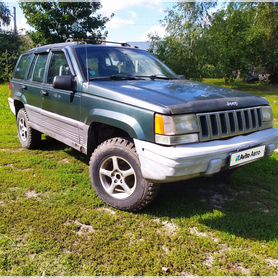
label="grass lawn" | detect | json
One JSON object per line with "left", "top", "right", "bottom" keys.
{"left": 0, "top": 81, "right": 277, "bottom": 275}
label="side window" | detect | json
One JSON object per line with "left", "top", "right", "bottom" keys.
{"left": 47, "top": 52, "right": 71, "bottom": 84}
{"left": 32, "top": 54, "right": 48, "bottom": 83}
{"left": 27, "top": 55, "right": 37, "bottom": 80}
{"left": 14, "top": 54, "right": 32, "bottom": 79}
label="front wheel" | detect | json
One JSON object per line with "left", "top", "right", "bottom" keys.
{"left": 89, "top": 138, "right": 159, "bottom": 211}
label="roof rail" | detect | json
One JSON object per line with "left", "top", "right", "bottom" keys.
{"left": 65, "top": 38, "right": 133, "bottom": 47}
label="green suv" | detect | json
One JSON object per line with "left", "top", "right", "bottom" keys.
{"left": 8, "top": 41, "right": 278, "bottom": 211}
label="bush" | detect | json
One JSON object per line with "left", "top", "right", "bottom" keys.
{"left": 0, "top": 32, "right": 33, "bottom": 83}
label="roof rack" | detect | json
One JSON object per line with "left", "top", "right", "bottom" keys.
{"left": 65, "top": 38, "right": 133, "bottom": 48}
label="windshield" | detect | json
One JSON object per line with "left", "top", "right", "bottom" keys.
{"left": 75, "top": 46, "right": 177, "bottom": 80}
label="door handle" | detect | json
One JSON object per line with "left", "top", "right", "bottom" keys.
{"left": 41, "top": 90, "right": 49, "bottom": 96}
{"left": 21, "top": 85, "right": 27, "bottom": 90}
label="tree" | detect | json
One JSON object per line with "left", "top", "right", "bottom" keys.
{"left": 20, "top": 2, "right": 111, "bottom": 44}
{"left": 0, "top": 32, "right": 33, "bottom": 82}
{"left": 248, "top": 3, "right": 278, "bottom": 83}
{"left": 149, "top": 2, "right": 216, "bottom": 79}
{"left": 0, "top": 2, "right": 11, "bottom": 27}
{"left": 150, "top": 2, "right": 278, "bottom": 83}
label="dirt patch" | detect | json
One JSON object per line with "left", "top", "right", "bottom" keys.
{"left": 233, "top": 264, "right": 250, "bottom": 275}
{"left": 154, "top": 218, "right": 178, "bottom": 236}
{"left": 204, "top": 254, "right": 214, "bottom": 267}
{"left": 0, "top": 200, "right": 5, "bottom": 206}
{"left": 189, "top": 226, "right": 220, "bottom": 243}
{"left": 0, "top": 163, "right": 15, "bottom": 169}
{"left": 266, "top": 258, "right": 278, "bottom": 268}
{"left": 26, "top": 190, "right": 41, "bottom": 199}
{"left": 96, "top": 207, "right": 116, "bottom": 215}
{"left": 64, "top": 220, "right": 95, "bottom": 237}
{"left": 58, "top": 158, "right": 71, "bottom": 164}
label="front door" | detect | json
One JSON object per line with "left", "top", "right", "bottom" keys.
{"left": 41, "top": 51, "right": 82, "bottom": 149}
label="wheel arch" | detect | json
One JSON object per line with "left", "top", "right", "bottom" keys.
{"left": 86, "top": 109, "right": 146, "bottom": 156}
{"left": 14, "top": 99, "right": 25, "bottom": 117}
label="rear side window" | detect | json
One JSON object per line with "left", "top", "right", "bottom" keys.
{"left": 32, "top": 54, "right": 48, "bottom": 82}
{"left": 14, "top": 54, "right": 32, "bottom": 79}
{"left": 47, "top": 52, "right": 71, "bottom": 84}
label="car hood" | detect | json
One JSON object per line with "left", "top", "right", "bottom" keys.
{"left": 87, "top": 79, "right": 269, "bottom": 114}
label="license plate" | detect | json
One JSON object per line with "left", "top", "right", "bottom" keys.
{"left": 230, "top": 145, "right": 266, "bottom": 167}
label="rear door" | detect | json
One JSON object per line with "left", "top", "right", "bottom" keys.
{"left": 22, "top": 52, "right": 50, "bottom": 125}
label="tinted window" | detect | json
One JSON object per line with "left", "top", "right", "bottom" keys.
{"left": 14, "top": 54, "right": 32, "bottom": 79}
{"left": 47, "top": 52, "right": 71, "bottom": 84}
{"left": 32, "top": 54, "right": 48, "bottom": 82}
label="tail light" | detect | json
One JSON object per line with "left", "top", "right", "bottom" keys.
{"left": 9, "top": 82, "right": 13, "bottom": 97}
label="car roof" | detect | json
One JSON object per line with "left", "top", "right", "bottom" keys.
{"left": 27, "top": 41, "right": 140, "bottom": 54}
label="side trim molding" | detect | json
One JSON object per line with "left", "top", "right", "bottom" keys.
{"left": 25, "top": 104, "right": 89, "bottom": 154}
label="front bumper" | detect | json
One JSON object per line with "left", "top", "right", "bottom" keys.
{"left": 8, "top": 97, "right": 15, "bottom": 115}
{"left": 134, "top": 128, "right": 278, "bottom": 182}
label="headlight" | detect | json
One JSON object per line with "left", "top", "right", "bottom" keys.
{"left": 261, "top": 106, "right": 273, "bottom": 122}
{"left": 155, "top": 113, "right": 199, "bottom": 145}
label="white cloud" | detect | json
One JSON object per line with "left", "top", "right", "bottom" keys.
{"left": 100, "top": 0, "right": 161, "bottom": 16}
{"left": 106, "top": 16, "right": 134, "bottom": 29}
{"left": 128, "top": 10, "right": 137, "bottom": 19}
{"left": 141, "top": 24, "right": 166, "bottom": 40}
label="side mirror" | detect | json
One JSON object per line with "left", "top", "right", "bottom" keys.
{"left": 53, "top": 75, "right": 75, "bottom": 91}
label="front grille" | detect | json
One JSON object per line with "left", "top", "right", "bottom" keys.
{"left": 197, "top": 107, "right": 264, "bottom": 141}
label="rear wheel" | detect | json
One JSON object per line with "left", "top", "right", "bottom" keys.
{"left": 89, "top": 137, "right": 159, "bottom": 211}
{"left": 17, "top": 108, "right": 41, "bottom": 149}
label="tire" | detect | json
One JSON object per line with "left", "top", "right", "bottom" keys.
{"left": 89, "top": 137, "right": 159, "bottom": 212}
{"left": 17, "top": 108, "right": 41, "bottom": 149}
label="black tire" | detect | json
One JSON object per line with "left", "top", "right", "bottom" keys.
{"left": 89, "top": 137, "right": 159, "bottom": 212}
{"left": 17, "top": 108, "right": 41, "bottom": 149}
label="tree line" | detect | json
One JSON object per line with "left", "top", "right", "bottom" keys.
{"left": 1, "top": 2, "right": 277, "bottom": 84}
{"left": 0, "top": 2, "right": 109, "bottom": 83}
{"left": 150, "top": 2, "right": 278, "bottom": 83}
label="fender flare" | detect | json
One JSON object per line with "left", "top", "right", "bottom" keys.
{"left": 86, "top": 108, "right": 146, "bottom": 140}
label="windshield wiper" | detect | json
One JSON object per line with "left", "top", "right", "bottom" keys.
{"left": 89, "top": 74, "right": 141, "bottom": 81}
{"left": 135, "top": 75, "right": 176, "bottom": 80}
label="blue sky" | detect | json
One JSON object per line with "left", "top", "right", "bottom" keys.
{"left": 5, "top": 1, "right": 175, "bottom": 42}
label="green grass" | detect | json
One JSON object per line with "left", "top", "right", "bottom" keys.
{"left": 0, "top": 82, "right": 277, "bottom": 275}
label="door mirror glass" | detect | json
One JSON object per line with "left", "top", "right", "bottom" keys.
{"left": 53, "top": 75, "right": 75, "bottom": 91}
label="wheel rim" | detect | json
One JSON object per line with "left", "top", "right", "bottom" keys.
{"left": 99, "top": 155, "right": 137, "bottom": 200}
{"left": 18, "top": 117, "right": 28, "bottom": 141}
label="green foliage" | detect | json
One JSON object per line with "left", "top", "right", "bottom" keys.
{"left": 149, "top": 2, "right": 216, "bottom": 79}
{"left": 20, "top": 2, "right": 111, "bottom": 44}
{"left": 0, "top": 2, "right": 11, "bottom": 26}
{"left": 150, "top": 3, "right": 278, "bottom": 83}
{"left": 0, "top": 32, "right": 33, "bottom": 83}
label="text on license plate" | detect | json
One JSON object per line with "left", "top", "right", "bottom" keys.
{"left": 230, "top": 145, "right": 266, "bottom": 167}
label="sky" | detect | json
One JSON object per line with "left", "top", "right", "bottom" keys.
{"left": 5, "top": 0, "right": 175, "bottom": 42}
